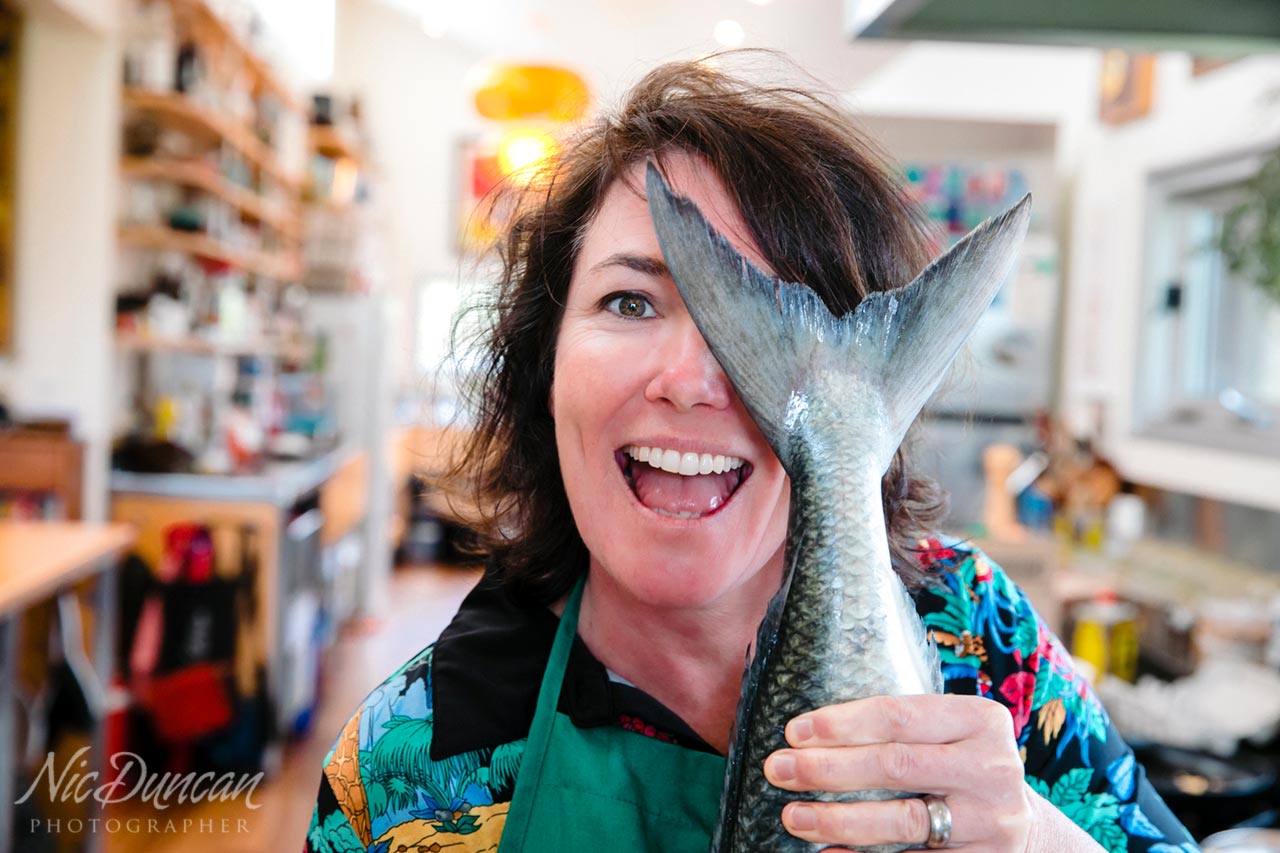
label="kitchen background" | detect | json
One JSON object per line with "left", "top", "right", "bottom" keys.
{"left": 0, "top": 0, "right": 1278, "bottom": 850}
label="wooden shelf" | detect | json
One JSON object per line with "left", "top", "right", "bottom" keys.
{"left": 168, "top": 0, "right": 304, "bottom": 115}
{"left": 308, "top": 125, "right": 361, "bottom": 162}
{"left": 122, "top": 157, "right": 301, "bottom": 241}
{"left": 116, "top": 330, "right": 311, "bottom": 362}
{"left": 119, "top": 223, "right": 301, "bottom": 282}
{"left": 0, "top": 431, "right": 85, "bottom": 519}
{"left": 307, "top": 197, "right": 358, "bottom": 215}
{"left": 123, "top": 88, "right": 299, "bottom": 193}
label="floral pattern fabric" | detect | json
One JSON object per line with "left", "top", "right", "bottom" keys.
{"left": 304, "top": 541, "right": 1198, "bottom": 853}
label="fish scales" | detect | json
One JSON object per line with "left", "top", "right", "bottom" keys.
{"left": 723, "top": 378, "right": 939, "bottom": 853}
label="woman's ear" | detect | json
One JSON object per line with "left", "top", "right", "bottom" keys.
{"left": 548, "top": 381, "right": 555, "bottom": 418}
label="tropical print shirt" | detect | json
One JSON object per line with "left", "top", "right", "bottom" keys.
{"left": 304, "top": 540, "right": 1199, "bottom": 853}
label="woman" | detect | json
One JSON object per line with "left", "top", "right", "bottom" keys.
{"left": 305, "top": 56, "right": 1198, "bottom": 853}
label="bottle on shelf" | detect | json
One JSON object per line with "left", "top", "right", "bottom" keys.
{"left": 122, "top": 0, "right": 175, "bottom": 92}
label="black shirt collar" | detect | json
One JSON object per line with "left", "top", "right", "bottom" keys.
{"left": 430, "top": 564, "right": 714, "bottom": 761}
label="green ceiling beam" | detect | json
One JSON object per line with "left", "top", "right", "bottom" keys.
{"left": 852, "top": 0, "right": 1280, "bottom": 55}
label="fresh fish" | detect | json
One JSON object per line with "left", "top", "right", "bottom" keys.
{"left": 644, "top": 162, "right": 1031, "bottom": 853}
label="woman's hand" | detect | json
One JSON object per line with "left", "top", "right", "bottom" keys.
{"left": 763, "top": 694, "right": 1039, "bottom": 851}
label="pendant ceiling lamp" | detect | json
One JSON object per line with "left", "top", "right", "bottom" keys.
{"left": 472, "top": 63, "right": 590, "bottom": 123}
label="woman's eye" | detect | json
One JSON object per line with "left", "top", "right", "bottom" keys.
{"left": 604, "top": 293, "right": 655, "bottom": 319}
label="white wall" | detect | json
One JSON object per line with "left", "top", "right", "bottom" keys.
{"left": 848, "top": 41, "right": 1102, "bottom": 228}
{"left": 841, "top": 42, "right": 1103, "bottom": 415}
{"left": 0, "top": 9, "right": 120, "bottom": 520}
{"left": 250, "top": 0, "right": 336, "bottom": 86}
{"left": 330, "top": 0, "right": 488, "bottom": 396}
{"left": 850, "top": 40, "right": 1099, "bottom": 125}
{"left": 1061, "top": 55, "right": 1280, "bottom": 510}
{"left": 332, "top": 9, "right": 1107, "bottom": 398}
{"left": 14, "top": 0, "right": 119, "bottom": 34}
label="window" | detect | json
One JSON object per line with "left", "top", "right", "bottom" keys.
{"left": 1137, "top": 150, "right": 1280, "bottom": 457}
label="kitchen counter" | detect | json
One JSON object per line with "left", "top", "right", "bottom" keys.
{"left": 1058, "top": 539, "right": 1280, "bottom": 609}
{"left": 109, "top": 445, "right": 369, "bottom": 752}
{"left": 1055, "top": 539, "right": 1280, "bottom": 678}
{"left": 0, "top": 521, "right": 134, "bottom": 853}
{"left": 0, "top": 521, "right": 134, "bottom": 614}
{"left": 109, "top": 444, "right": 359, "bottom": 507}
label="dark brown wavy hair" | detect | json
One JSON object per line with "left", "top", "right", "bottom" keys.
{"left": 442, "top": 52, "right": 947, "bottom": 606}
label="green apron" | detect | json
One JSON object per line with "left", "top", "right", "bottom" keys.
{"left": 498, "top": 578, "right": 727, "bottom": 852}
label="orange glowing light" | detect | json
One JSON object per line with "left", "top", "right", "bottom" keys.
{"left": 496, "top": 127, "right": 557, "bottom": 185}
{"left": 472, "top": 64, "right": 590, "bottom": 122}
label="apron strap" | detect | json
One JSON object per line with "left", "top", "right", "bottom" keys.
{"left": 499, "top": 575, "right": 585, "bottom": 849}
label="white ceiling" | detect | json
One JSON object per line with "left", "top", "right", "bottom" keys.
{"left": 373, "top": 0, "right": 910, "bottom": 97}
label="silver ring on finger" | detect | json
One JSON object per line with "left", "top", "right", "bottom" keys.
{"left": 922, "top": 794, "right": 952, "bottom": 849}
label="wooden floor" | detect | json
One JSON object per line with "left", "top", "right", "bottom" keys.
{"left": 100, "top": 563, "right": 483, "bottom": 853}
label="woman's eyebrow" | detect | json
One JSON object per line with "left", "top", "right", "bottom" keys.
{"left": 588, "top": 252, "right": 670, "bottom": 278}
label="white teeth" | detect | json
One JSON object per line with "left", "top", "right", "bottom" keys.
{"left": 652, "top": 508, "right": 705, "bottom": 519}
{"left": 625, "top": 446, "right": 744, "bottom": 477}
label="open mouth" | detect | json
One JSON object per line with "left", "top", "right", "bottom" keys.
{"left": 616, "top": 445, "right": 753, "bottom": 520}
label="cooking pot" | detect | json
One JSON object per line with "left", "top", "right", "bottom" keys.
{"left": 1133, "top": 744, "right": 1277, "bottom": 840}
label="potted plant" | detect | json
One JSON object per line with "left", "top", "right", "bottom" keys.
{"left": 1218, "top": 146, "right": 1280, "bottom": 302}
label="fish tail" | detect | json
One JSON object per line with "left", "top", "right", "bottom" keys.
{"left": 644, "top": 162, "right": 1031, "bottom": 475}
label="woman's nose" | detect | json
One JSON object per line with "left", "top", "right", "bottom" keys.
{"left": 644, "top": 316, "right": 732, "bottom": 412}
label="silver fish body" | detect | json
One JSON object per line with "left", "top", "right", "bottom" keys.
{"left": 719, "top": 400, "right": 943, "bottom": 853}
{"left": 644, "top": 163, "right": 1031, "bottom": 853}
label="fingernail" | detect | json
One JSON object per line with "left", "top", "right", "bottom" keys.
{"left": 790, "top": 717, "right": 814, "bottom": 743}
{"left": 787, "top": 804, "right": 816, "bottom": 832}
{"left": 770, "top": 754, "right": 796, "bottom": 781}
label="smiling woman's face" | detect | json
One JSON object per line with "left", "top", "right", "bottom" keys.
{"left": 551, "top": 152, "right": 790, "bottom": 614}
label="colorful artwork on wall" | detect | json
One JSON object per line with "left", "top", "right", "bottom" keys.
{"left": 1099, "top": 51, "right": 1155, "bottom": 126}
